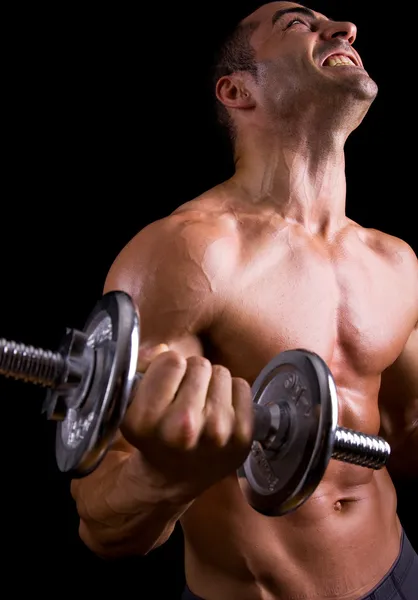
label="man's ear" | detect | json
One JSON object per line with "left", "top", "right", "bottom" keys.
{"left": 215, "top": 74, "right": 256, "bottom": 110}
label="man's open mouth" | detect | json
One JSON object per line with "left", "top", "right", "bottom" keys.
{"left": 322, "top": 53, "right": 359, "bottom": 67}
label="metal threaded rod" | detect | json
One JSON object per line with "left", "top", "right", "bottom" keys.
{"left": 253, "top": 405, "right": 390, "bottom": 470}
{"left": 332, "top": 426, "right": 391, "bottom": 469}
{"left": 0, "top": 338, "right": 65, "bottom": 387}
{"left": 0, "top": 337, "right": 391, "bottom": 470}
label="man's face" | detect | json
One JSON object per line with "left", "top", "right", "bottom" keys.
{"left": 242, "top": 1, "right": 378, "bottom": 109}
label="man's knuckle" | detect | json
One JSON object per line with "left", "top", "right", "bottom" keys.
{"left": 188, "top": 355, "right": 212, "bottom": 371}
{"left": 212, "top": 364, "right": 231, "bottom": 379}
{"left": 162, "top": 351, "right": 187, "bottom": 371}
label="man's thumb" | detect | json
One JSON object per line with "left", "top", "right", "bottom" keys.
{"left": 137, "top": 343, "right": 169, "bottom": 372}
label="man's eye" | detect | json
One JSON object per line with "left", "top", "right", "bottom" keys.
{"left": 286, "top": 18, "right": 308, "bottom": 28}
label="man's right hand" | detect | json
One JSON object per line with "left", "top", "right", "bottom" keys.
{"left": 121, "top": 344, "right": 254, "bottom": 504}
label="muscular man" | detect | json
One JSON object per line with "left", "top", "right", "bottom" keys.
{"left": 71, "top": 3, "right": 418, "bottom": 599}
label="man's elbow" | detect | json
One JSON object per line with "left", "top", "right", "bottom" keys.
{"left": 76, "top": 518, "right": 172, "bottom": 560}
{"left": 77, "top": 520, "right": 117, "bottom": 560}
{"left": 77, "top": 519, "right": 152, "bottom": 560}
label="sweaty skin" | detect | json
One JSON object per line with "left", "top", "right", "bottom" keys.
{"left": 71, "top": 3, "right": 418, "bottom": 599}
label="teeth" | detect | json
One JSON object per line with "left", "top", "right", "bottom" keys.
{"left": 324, "top": 55, "right": 355, "bottom": 67}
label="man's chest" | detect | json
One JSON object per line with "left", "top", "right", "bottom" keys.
{"left": 209, "top": 245, "right": 415, "bottom": 382}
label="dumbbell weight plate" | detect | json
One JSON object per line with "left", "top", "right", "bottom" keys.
{"left": 240, "top": 349, "right": 338, "bottom": 516}
{"left": 55, "top": 291, "right": 139, "bottom": 475}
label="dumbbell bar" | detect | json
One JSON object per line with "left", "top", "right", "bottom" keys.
{"left": 0, "top": 291, "right": 390, "bottom": 516}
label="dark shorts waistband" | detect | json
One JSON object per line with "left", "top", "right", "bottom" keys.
{"left": 182, "top": 531, "right": 418, "bottom": 600}
{"left": 359, "top": 529, "right": 418, "bottom": 600}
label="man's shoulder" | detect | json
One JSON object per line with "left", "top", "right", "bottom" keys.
{"left": 133, "top": 187, "right": 240, "bottom": 254}
{"left": 354, "top": 224, "right": 417, "bottom": 269}
{"left": 350, "top": 224, "right": 418, "bottom": 325}
{"left": 141, "top": 204, "right": 238, "bottom": 254}
{"left": 104, "top": 192, "right": 240, "bottom": 294}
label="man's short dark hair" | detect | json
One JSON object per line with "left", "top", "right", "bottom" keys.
{"left": 211, "top": 21, "right": 259, "bottom": 144}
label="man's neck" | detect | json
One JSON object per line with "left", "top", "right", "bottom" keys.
{"left": 231, "top": 123, "right": 349, "bottom": 237}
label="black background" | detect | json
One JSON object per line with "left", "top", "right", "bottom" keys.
{"left": 2, "top": 1, "right": 416, "bottom": 596}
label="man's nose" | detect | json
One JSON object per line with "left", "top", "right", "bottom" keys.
{"left": 320, "top": 21, "right": 357, "bottom": 45}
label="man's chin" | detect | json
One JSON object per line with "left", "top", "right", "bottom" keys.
{"left": 334, "top": 71, "right": 379, "bottom": 102}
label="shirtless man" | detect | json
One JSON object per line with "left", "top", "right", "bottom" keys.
{"left": 71, "top": 3, "right": 418, "bottom": 599}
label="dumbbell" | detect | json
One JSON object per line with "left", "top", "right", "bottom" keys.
{"left": 0, "top": 291, "right": 391, "bottom": 516}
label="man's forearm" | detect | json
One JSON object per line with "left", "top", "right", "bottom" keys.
{"left": 72, "top": 450, "right": 193, "bottom": 558}
{"left": 78, "top": 497, "right": 188, "bottom": 559}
